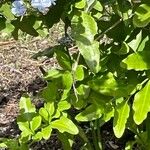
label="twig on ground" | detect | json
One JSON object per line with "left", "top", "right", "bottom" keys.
{"left": 0, "top": 41, "right": 16, "bottom": 47}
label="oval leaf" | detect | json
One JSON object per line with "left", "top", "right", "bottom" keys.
{"left": 72, "top": 12, "right": 100, "bottom": 73}
{"left": 30, "top": 116, "right": 42, "bottom": 132}
{"left": 133, "top": 80, "right": 150, "bottom": 125}
{"left": 42, "top": 125, "right": 52, "bottom": 140}
{"left": 51, "top": 116, "right": 79, "bottom": 135}
{"left": 75, "top": 104, "right": 102, "bottom": 121}
{"left": 133, "top": 4, "right": 150, "bottom": 27}
{"left": 19, "top": 94, "right": 36, "bottom": 113}
{"left": 121, "top": 51, "right": 150, "bottom": 71}
{"left": 113, "top": 98, "right": 130, "bottom": 138}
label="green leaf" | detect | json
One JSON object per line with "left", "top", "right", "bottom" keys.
{"left": 75, "top": 0, "right": 86, "bottom": 9}
{"left": 19, "top": 16, "right": 38, "bottom": 36}
{"left": 133, "top": 80, "right": 150, "bottom": 125}
{"left": 39, "top": 102, "right": 54, "bottom": 122}
{"left": 78, "top": 41, "right": 100, "bottom": 73}
{"left": 0, "top": 16, "right": 6, "bottom": 31}
{"left": 75, "top": 104, "right": 102, "bottom": 121}
{"left": 116, "top": 42, "right": 129, "bottom": 55}
{"left": 58, "top": 100, "right": 71, "bottom": 111}
{"left": 121, "top": 51, "right": 150, "bottom": 71}
{"left": 19, "top": 94, "right": 36, "bottom": 113}
{"left": 30, "top": 116, "right": 42, "bottom": 132}
{"left": 89, "top": 91, "right": 112, "bottom": 106}
{"left": 44, "top": 102, "right": 55, "bottom": 117}
{"left": 51, "top": 116, "right": 79, "bottom": 135}
{"left": 75, "top": 65, "right": 84, "bottom": 81}
{"left": 0, "top": 3, "right": 15, "bottom": 20}
{"left": 89, "top": 72, "right": 133, "bottom": 97}
{"left": 2, "top": 21, "right": 15, "bottom": 33}
{"left": 55, "top": 47, "right": 72, "bottom": 70}
{"left": 125, "top": 141, "right": 135, "bottom": 150}
{"left": 72, "top": 11, "right": 98, "bottom": 42}
{"left": 39, "top": 107, "right": 49, "bottom": 121}
{"left": 0, "top": 142, "right": 7, "bottom": 148}
{"left": 77, "top": 84, "right": 90, "bottom": 99}
{"left": 93, "top": 1, "right": 103, "bottom": 12}
{"left": 43, "top": 0, "right": 67, "bottom": 28}
{"left": 41, "top": 82, "right": 57, "bottom": 102}
{"left": 89, "top": 73, "right": 117, "bottom": 96}
{"left": 127, "top": 31, "right": 142, "bottom": 52}
{"left": 42, "top": 125, "right": 52, "bottom": 140}
{"left": 17, "top": 122, "right": 33, "bottom": 136}
{"left": 0, "top": 138, "right": 28, "bottom": 150}
{"left": 102, "top": 104, "right": 114, "bottom": 123}
{"left": 113, "top": 98, "right": 130, "bottom": 138}
{"left": 61, "top": 71, "right": 73, "bottom": 100}
{"left": 33, "top": 21, "right": 49, "bottom": 37}
{"left": 62, "top": 71, "right": 73, "bottom": 90}
{"left": 33, "top": 132, "right": 43, "bottom": 141}
{"left": 133, "top": 4, "right": 150, "bottom": 27}
{"left": 44, "top": 69, "right": 62, "bottom": 80}
{"left": 58, "top": 133, "right": 73, "bottom": 150}
{"left": 85, "top": 0, "right": 97, "bottom": 12}
{"left": 72, "top": 11, "right": 100, "bottom": 73}
{"left": 32, "top": 45, "right": 62, "bottom": 59}
{"left": 89, "top": 91, "right": 114, "bottom": 122}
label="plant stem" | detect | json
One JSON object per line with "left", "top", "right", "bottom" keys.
{"left": 77, "top": 125, "right": 93, "bottom": 150}
{"left": 130, "top": 127, "right": 146, "bottom": 149}
{"left": 146, "top": 114, "right": 150, "bottom": 148}
{"left": 97, "top": 119, "right": 103, "bottom": 150}
{"left": 95, "top": 19, "right": 122, "bottom": 41}
{"left": 91, "top": 121, "right": 101, "bottom": 150}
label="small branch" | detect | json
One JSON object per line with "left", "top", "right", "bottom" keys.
{"left": 96, "top": 19, "right": 122, "bottom": 41}
{"left": 68, "top": 45, "right": 78, "bottom": 51}
{"left": 72, "top": 52, "right": 81, "bottom": 101}
{"left": 0, "top": 41, "right": 16, "bottom": 47}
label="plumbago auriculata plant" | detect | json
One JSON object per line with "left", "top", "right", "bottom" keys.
{"left": 1, "top": 0, "right": 150, "bottom": 149}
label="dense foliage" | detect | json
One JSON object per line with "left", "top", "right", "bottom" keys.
{"left": 1, "top": 0, "right": 150, "bottom": 149}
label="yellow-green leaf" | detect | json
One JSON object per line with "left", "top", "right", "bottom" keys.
{"left": 133, "top": 80, "right": 150, "bottom": 125}
{"left": 42, "top": 125, "right": 52, "bottom": 140}
{"left": 121, "top": 51, "right": 150, "bottom": 71}
{"left": 75, "top": 104, "right": 102, "bottom": 121}
{"left": 113, "top": 98, "right": 130, "bottom": 138}
{"left": 133, "top": 4, "right": 150, "bottom": 27}
{"left": 30, "top": 116, "right": 42, "bottom": 132}
{"left": 51, "top": 116, "right": 79, "bottom": 135}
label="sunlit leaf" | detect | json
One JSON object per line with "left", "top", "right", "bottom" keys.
{"left": 133, "top": 80, "right": 150, "bottom": 125}
{"left": 75, "top": 65, "right": 84, "bottom": 81}
{"left": 51, "top": 116, "right": 79, "bottom": 134}
{"left": 58, "top": 100, "right": 71, "bottom": 111}
{"left": 121, "top": 51, "right": 150, "bottom": 71}
{"left": 18, "top": 122, "right": 33, "bottom": 136}
{"left": 72, "top": 11, "right": 100, "bottom": 73}
{"left": 89, "top": 72, "right": 133, "bottom": 97}
{"left": 45, "top": 102, "right": 55, "bottom": 117}
{"left": 19, "top": 94, "right": 36, "bottom": 113}
{"left": 75, "top": 0, "right": 86, "bottom": 9}
{"left": 0, "top": 3, "right": 15, "bottom": 20}
{"left": 42, "top": 125, "right": 52, "bottom": 140}
{"left": 33, "top": 132, "right": 43, "bottom": 141}
{"left": 133, "top": 4, "right": 150, "bottom": 27}
{"left": 113, "top": 98, "right": 130, "bottom": 138}
{"left": 44, "top": 69, "right": 62, "bottom": 80}
{"left": 30, "top": 116, "right": 42, "bottom": 132}
{"left": 75, "top": 104, "right": 102, "bottom": 121}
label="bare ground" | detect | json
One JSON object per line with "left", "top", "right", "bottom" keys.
{"left": 0, "top": 23, "right": 65, "bottom": 138}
